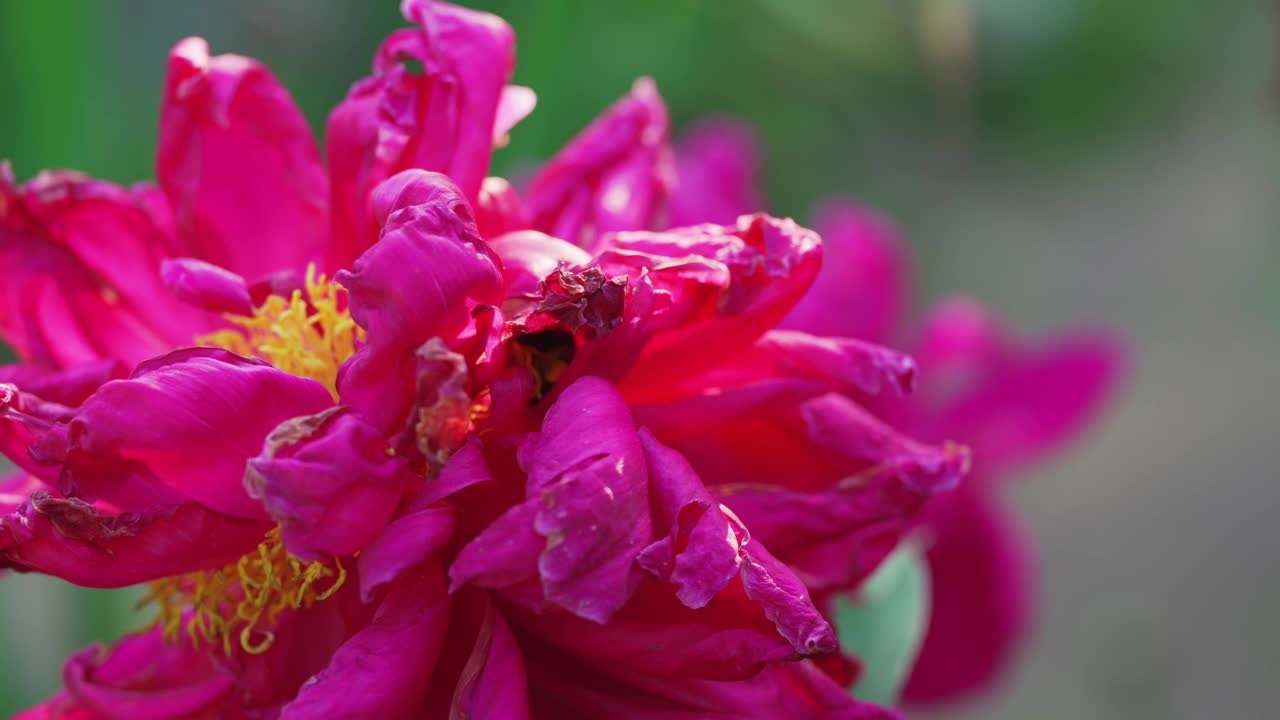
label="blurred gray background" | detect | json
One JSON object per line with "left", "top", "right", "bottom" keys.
{"left": 1, "top": 1, "right": 1277, "bottom": 717}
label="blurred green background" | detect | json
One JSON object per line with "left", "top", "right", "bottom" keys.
{"left": 1, "top": 1, "right": 1277, "bottom": 718}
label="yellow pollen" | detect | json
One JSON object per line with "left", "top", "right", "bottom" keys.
{"left": 138, "top": 527, "right": 346, "bottom": 656}
{"left": 198, "top": 265, "right": 362, "bottom": 399}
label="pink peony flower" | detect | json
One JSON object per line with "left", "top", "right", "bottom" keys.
{"left": 672, "top": 118, "right": 1125, "bottom": 704}
{"left": 0, "top": 2, "right": 976, "bottom": 718}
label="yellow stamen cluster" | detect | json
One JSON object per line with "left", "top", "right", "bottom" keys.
{"left": 139, "top": 528, "right": 346, "bottom": 656}
{"left": 198, "top": 265, "right": 362, "bottom": 399}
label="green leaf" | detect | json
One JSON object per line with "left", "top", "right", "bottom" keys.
{"left": 833, "top": 543, "right": 931, "bottom": 707}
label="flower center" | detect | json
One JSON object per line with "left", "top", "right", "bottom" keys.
{"left": 139, "top": 528, "right": 346, "bottom": 656}
{"left": 511, "top": 329, "right": 576, "bottom": 401}
{"left": 198, "top": 265, "right": 363, "bottom": 399}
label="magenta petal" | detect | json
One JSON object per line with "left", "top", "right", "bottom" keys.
{"left": 335, "top": 170, "right": 503, "bottom": 433}
{"left": 783, "top": 200, "right": 911, "bottom": 344}
{"left": 158, "top": 37, "right": 327, "bottom": 282}
{"left": 917, "top": 297, "right": 1125, "bottom": 472}
{"left": 904, "top": 494, "right": 1034, "bottom": 703}
{"left": 628, "top": 330, "right": 916, "bottom": 443}
{"left": 713, "top": 395, "right": 968, "bottom": 592}
{"left": 0, "top": 167, "right": 206, "bottom": 369}
{"left": 801, "top": 393, "right": 968, "bottom": 494}
{"left": 69, "top": 348, "right": 333, "bottom": 517}
{"left": 16, "top": 625, "right": 236, "bottom": 720}
{"left": 325, "top": 1, "right": 516, "bottom": 267}
{"left": 748, "top": 331, "right": 917, "bottom": 396}
{"left": 518, "top": 376, "right": 653, "bottom": 623}
{"left": 1, "top": 492, "right": 268, "bottom": 587}
{"left": 245, "top": 406, "right": 411, "bottom": 560}
{"left": 526, "top": 79, "right": 674, "bottom": 252}
{"left": 494, "top": 85, "right": 537, "bottom": 142}
{"left": 279, "top": 564, "right": 450, "bottom": 719}
{"left": 160, "top": 257, "right": 252, "bottom": 315}
{"left": 636, "top": 429, "right": 837, "bottom": 655}
{"left": 910, "top": 294, "right": 1009, "bottom": 371}
{"left": 358, "top": 438, "right": 493, "bottom": 601}
{"left": 451, "top": 602, "right": 531, "bottom": 720}
{"left": 669, "top": 117, "right": 764, "bottom": 227}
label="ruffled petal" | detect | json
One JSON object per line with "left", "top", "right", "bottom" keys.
{"left": 488, "top": 230, "right": 593, "bottom": 299}
{"left": 722, "top": 477, "right": 964, "bottom": 597}
{"left": 158, "top": 37, "right": 327, "bottom": 282}
{"left": 356, "top": 437, "right": 495, "bottom": 602}
{"left": 14, "top": 625, "right": 238, "bottom": 720}
{"left": 453, "top": 377, "right": 652, "bottom": 624}
{"left": 628, "top": 330, "right": 916, "bottom": 442}
{"left": 68, "top": 348, "right": 333, "bottom": 517}
{"left": 278, "top": 564, "right": 450, "bottom": 719}
{"left": 783, "top": 200, "right": 911, "bottom": 344}
{"left": 0, "top": 166, "right": 208, "bottom": 369}
{"left": 511, "top": 215, "right": 823, "bottom": 408}
{"left": 245, "top": 406, "right": 412, "bottom": 560}
{"left": 637, "top": 430, "right": 836, "bottom": 656}
{"left": 325, "top": 0, "right": 517, "bottom": 268}
{"left": 669, "top": 117, "right": 763, "bottom": 227}
{"left": 903, "top": 493, "right": 1034, "bottom": 703}
{"left": 0, "top": 492, "right": 268, "bottom": 587}
{"left": 603, "top": 214, "right": 823, "bottom": 389}
{"left": 526, "top": 79, "right": 674, "bottom": 252}
{"left": 800, "top": 393, "right": 968, "bottom": 495}
{"left": 635, "top": 429, "right": 741, "bottom": 608}
{"left": 517, "top": 376, "right": 652, "bottom": 622}
{"left": 655, "top": 391, "right": 966, "bottom": 593}
{"left": 0, "top": 383, "right": 75, "bottom": 483}
{"left": 335, "top": 170, "right": 503, "bottom": 433}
